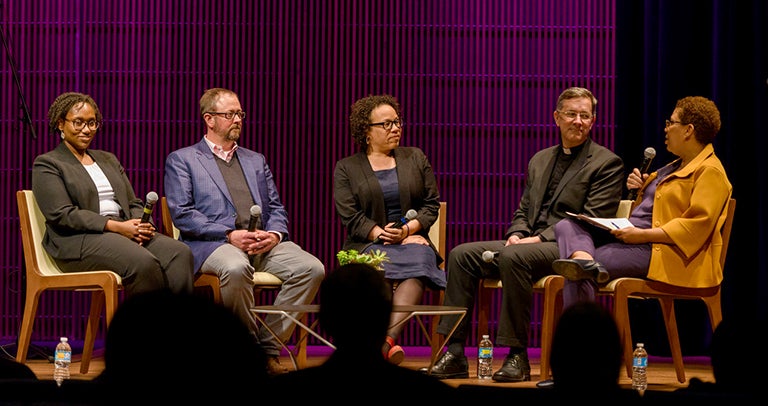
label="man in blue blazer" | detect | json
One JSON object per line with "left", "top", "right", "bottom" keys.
{"left": 164, "top": 87, "right": 325, "bottom": 376}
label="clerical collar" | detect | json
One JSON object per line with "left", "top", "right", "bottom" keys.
{"left": 561, "top": 143, "right": 585, "bottom": 156}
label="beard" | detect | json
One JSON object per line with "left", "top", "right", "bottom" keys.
{"left": 224, "top": 126, "right": 241, "bottom": 142}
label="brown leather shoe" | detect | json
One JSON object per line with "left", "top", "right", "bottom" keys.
{"left": 266, "top": 356, "right": 289, "bottom": 376}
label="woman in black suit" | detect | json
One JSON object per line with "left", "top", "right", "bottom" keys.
{"left": 333, "top": 94, "right": 446, "bottom": 364}
{"left": 32, "top": 92, "right": 193, "bottom": 296}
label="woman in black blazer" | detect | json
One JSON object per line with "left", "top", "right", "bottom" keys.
{"left": 333, "top": 94, "right": 446, "bottom": 364}
{"left": 32, "top": 92, "right": 194, "bottom": 296}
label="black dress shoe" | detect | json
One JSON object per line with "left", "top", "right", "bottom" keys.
{"left": 492, "top": 352, "right": 531, "bottom": 382}
{"left": 424, "top": 351, "right": 469, "bottom": 379}
{"left": 552, "top": 258, "right": 609, "bottom": 283}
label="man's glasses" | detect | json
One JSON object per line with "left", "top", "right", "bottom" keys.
{"left": 369, "top": 118, "right": 404, "bottom": 130}
{"left": 65, "top": 118, "right": 100, "bottom": 131}
{"left": 665, "top": 119, "right": 683, "bottom": 128}
{"left": 206, "top": 111, "right": 246, "bottom": 120}
{"left": 558, "top": 111, "right": 594, "bottom": 121}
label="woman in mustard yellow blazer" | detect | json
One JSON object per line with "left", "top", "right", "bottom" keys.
{"left": 552, "top": 96, "right": 732, "bottom": 306}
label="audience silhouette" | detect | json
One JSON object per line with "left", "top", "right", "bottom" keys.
{"left": 549, "top": 301, "right": 641, "bottom": 403}
{"left": 0, "top": 355, "right": 37, "bottom": 380}
{"left": 97, "top": 290, "right": 267, "bottom": 403}
{"left": 672, "top": 317, "right": 761, "bottom": 403}
{"left": 268, "top": 263, "right": 458, "bottom": 403}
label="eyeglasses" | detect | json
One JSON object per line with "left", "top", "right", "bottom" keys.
{"left": 206, "top": 111, "right": 246, "bottom": 120}
{"left": 665, "top": 119, "right": 684, "bottom": 128}
{"left": 65, "top": 118, "right": 100, "bottom": 131}
{"left": 369, "top": 118, "right": 404, "bottom": 130}
{"left": 558, "top": 111, "right": 594, "bottom": 121}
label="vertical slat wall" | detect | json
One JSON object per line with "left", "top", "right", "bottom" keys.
{"left": 0, "top": 0, "right": 615, "bottom": 349}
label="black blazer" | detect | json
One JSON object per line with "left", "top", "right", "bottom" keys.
{"left": 506, "top": 138, "right": 625, "bottom": 242}
{"left": 333, "top": 146, "right": 442, "bottom": 263}
{"left": 32, "top": 142, "right": 145, "bottom": 260}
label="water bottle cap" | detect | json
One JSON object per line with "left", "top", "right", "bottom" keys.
{"left": 637, "top": 342, "right": 644, "bottom": 347}
{"left": 482, "top": 334, "right": 489, "bottom": 339}
{"left": 60, "top": 337, "right": 68, "bottom": 342}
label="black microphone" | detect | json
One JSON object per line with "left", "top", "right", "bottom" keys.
{"left": 627, "top": 147, "right": 656, "bottom": 200}
{"left": 247, "top": 205, "right": 263, "bottom": 232}
{"left": 482, "top": 250, "right": 499, "bottom": 263}
{"left": 140, "top": 192, "right": 159, "bottom": 223}
{"left": 372, "top": 209, "right": 418, "bottom": 244}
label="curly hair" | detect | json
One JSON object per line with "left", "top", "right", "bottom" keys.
{"left": 47, "top": 92, "right": 102, "bottom": 135}
{"left": 675, "top": 96, "right": 721, "bottom": 144}
{"left": 349, "top": 94, "right": 401, "bottom": 150}
{"left": 199, "top": 87, "right": 238, "bottom": 116}
{"left": 556, "top": 87, "right": 598, "bottom": 115}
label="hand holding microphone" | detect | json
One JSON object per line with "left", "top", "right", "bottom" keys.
{"left": 141, "top": 191, "right": 159, "bottom": 223}
{"left": 373, "top": 209, "right": 418, "bottom": 244}
{"left": 627, "top": 147, "right": 656, "bottom": 200}
{"left": 248, "top": 205, "right": 262, "bottom": 232}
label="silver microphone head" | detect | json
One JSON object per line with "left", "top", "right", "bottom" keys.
{"left": 644, "top": 147, "right": 656, "bottom": 159}
{"left": 250, "top": 205, "right": 262, "bottom": 216}
{"left": 405, "top": 209, "right": 418, "bottom": 220}
{"left": 145, "top": 191, "right": 159, "bottom": 204}
{"left": 482, "top": 250, "right": 495, "bottom": 263}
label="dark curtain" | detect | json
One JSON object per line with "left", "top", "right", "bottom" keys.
{"left": 616, "top": 0, "right": 768, "bottom": 354}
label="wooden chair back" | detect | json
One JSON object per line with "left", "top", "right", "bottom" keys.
{"left": 16, "top": 190, "right": 122, "bottom": 374}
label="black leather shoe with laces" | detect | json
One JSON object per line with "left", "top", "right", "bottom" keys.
{"left": 553, "top": 258, "right": 610, "bottom": 284}
{"left": 492, "top": 352, "right": 531, "bottom": 382}
{"left": 424, "top": 351, "right": 469, "bottom": 379}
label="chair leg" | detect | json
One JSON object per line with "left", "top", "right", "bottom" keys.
{"left": 657, "top": 297, "right": 686, "bottom": 383}
{"left": 430, "top": 290, "right": 445, "bottom": 359}
{"left": 539, "top": 276, "right": 564, "bottom": 381}
{"left": 294, "top": 313, "right": 309, "bottom": 369}
{"left": 477, "top": 284, "right": 491, "bottom": 345}
{"left": 81, "top": 290, "right": 105, "bottom": 374}
{"left": 15, "top": 289, "right": 42, "bottom": 364}
{"left": 612, "top": 287, "right": 634, "bottom": 379}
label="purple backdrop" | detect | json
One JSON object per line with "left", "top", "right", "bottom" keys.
{"left": 0, "top": 0, "right": 616, "bottom": 349}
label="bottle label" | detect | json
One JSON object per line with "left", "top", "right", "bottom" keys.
{"left": 478, "top": 347, "right": 493, "bottom": 359}
{"left": 633, "top": 357, "right": 647, "bottom": 367}
{"left": 55, "top": 350, "right": 72, "bottom": 363}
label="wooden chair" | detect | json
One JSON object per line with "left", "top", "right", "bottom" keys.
{"left": 476, "top": 199, "right": 631, "bottom": 380}
{"left": 15, "top": 190, "right": 122, "bottom": 374}
{"left": 159, "top": 196, "right": 308, "bottom": 367}
{"left": 479, "top": 198, "right": 735, "bottom": 382}
{"left": 427, "top": 202, "right": 448, "bottom": 358}
{"left": 604, "top": 197, "right": 736, "bottom": 383}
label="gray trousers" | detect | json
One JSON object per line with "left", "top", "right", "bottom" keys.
{"left": 201, "top": 241, "right": 325, "bottom": 356}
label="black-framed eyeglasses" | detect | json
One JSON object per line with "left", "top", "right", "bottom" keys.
{"left": 665, "top": 119, "right": 684, "bottom": 128}
{"left": 205, "top": 111, "right": 246, "bottom": 120}
{"left": 65, "top": 118, "right": 100, "bottom": 131}
{"left": 369, "top": 118, "right": 403, "bottom": 130}
{"left": 557, "top": 110, "right": 594, "bottom": 121}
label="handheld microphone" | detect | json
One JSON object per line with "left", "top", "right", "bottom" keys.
{"left": 482, "top": 250, "right": 499, "bottom": 263}
{"left": 247, "top": 205, "right": 263, "bottom": 232}
{"left": 372, "top": 209, "right": 418, "bottom": 244}
{"left": 627, "top": 147, "right": 656, "bottom": 200}
{"left": 140, "top": 192, "right": 159, "bottom": 223}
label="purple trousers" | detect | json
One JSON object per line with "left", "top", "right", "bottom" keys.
{"left": 554, "top": 219, "right": 651, "bottom": 307}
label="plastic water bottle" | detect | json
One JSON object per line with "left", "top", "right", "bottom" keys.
{"left": 53, "top": 337, "right": 72, "bottom": 386}
{"left": 477, "top": 334, "right": 493, "bottom": 379}
{"left": 631, "top": 342, "right": 648, "bottom": 391}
